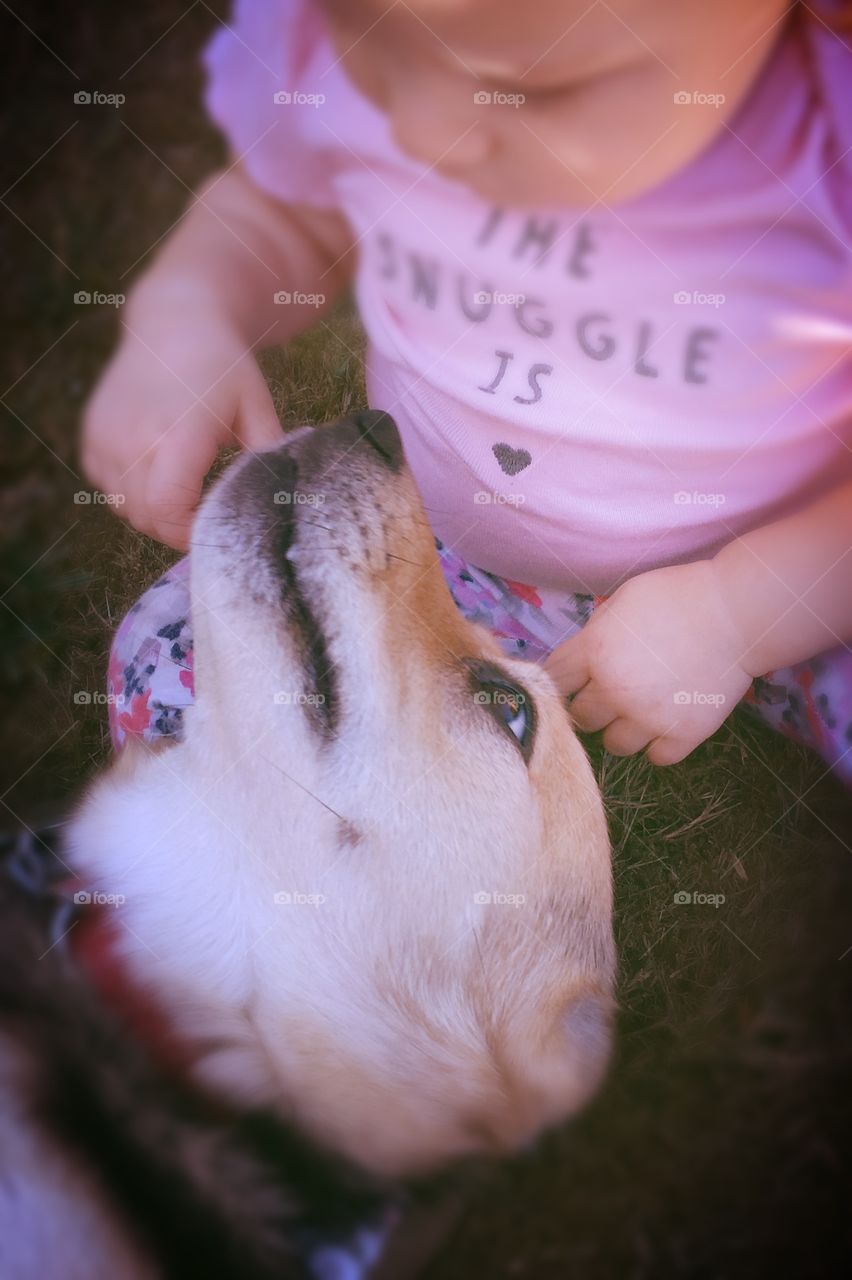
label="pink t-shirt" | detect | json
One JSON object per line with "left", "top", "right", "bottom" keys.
{"left": 205, "top": 0, "right": 852, "bottom": 596}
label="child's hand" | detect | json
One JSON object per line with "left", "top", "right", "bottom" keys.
{"left": 82, "top": 305, "right": 284, "bottom": 548}
{"left": 544, "top": 561, "right": 754, "bottom": 765}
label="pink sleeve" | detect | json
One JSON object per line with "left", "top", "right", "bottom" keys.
{"left": 803, "top": 3, "right": 852, "bottom": 227}
{"left": 203, "top": 0, "right": 341, "bottom": 210}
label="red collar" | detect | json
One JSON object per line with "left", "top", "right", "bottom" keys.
{"left": 71, "top": 902, "right": 193, "bottom": 1076}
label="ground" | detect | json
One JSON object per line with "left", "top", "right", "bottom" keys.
{"left": 3, "top": 3, "right": 852, "bottom": 1276}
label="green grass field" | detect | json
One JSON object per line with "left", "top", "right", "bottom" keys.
{"left": 3, "top": 4, "right": 852, "bottom": 1275}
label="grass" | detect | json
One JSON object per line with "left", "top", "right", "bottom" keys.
{"left": 3, "top": 3, "right": 852, "bottom": 1275}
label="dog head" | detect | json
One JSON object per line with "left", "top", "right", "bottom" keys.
{"left": 72, "top": 411, "right": 614, "bottom": 1178}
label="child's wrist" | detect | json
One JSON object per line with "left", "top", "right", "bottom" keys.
{"left": 711, "top": 540, "right": 788, "bottom": 678}
{"left": 701, "top": 552, "right": 762, "bottom": 678}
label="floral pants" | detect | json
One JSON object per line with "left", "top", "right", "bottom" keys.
{"left": 108, "top": 546, "right": 852, "bottom": 787}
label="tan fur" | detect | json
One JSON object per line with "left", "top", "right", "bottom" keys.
{"left": 69, "top": 417, "right": 615, "bottom": 1178}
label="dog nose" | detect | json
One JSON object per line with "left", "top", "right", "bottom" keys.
{"left": 352, "top": 410, "right": 403, "bottom": 468}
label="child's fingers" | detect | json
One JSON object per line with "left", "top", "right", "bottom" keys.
{"left": 80, "top": 445, "right": 146, "bottom": 534}
{"left": 235, "top": 365, "right": 285, "bottom": 451}
{"left": 543, "top": 631, "right": 591, "bottom": 696}
{"left": 646, "top": 734, "right": 695, "bottom": 767}
{"left": 79, "top": 451, "right": 123, "bottom": 508}
{"left": 566, "top": 683, "right": 616, "bottom": 733}
{"left": 602, "top": 718, "right": 652, "bottom": 758}
{"left": 144, "top": 422, "right": 224, "bottom": 549}
{"left": 114, "top": 457, "right": 155, "bottom": 537}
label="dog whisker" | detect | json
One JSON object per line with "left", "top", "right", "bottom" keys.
{"left": 261, "top": 755, "right": 346, "bottom": 821}
{"left": 385, "top": 554, "right": 427, "bottom": 568}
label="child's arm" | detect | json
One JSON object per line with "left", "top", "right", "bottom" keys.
{"left": 82, "top": 163, "right": 354, "bottom": 547}
{"left": 714, "top": 479, "right": 852, "bottom": 676}
{"left": 545, "top": 481, "right": 852, "bottom": 765}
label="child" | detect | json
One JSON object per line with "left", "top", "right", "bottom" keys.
{"left": 83, "top": 0, "right": 852, "bottom": 782}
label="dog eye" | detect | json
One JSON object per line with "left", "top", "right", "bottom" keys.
{"left": 494, "top": 687, "right": 529, "bottom": 742}
{"left": 467, "top": 663, "right": 536, "bottom": 761}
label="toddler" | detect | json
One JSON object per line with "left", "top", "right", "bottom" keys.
{"left": 84, "top": 0, "right": 852, "bottom": 781}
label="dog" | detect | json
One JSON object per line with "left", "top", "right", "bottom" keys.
{"left": 1, "top": 410, "right": 614, "bottom": 1277}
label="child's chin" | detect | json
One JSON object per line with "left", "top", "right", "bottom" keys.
{"left": 452, "top": 165, "right": 589, "bottom": 209}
